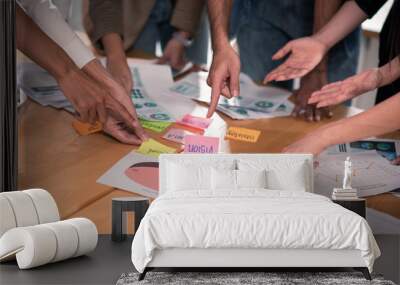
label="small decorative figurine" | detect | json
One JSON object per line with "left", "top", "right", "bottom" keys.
{"left": 342, "top": 156, "right": 352, "bottom": 190}
{"left": 332, "top": 156, "right": 358, "bottom": 200}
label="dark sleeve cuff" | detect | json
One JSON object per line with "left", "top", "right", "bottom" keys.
{"left": 354, "top": 0, "right": 387, "bottom": 18}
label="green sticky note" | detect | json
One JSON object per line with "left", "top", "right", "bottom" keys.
{"left": 139, "top": 119, "right": 172, "bottom": 133}
{"left": 136, "top": 138, "right": 176, "bottom": 157}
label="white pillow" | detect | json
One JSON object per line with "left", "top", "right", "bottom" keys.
{"left": 238, "top": 159, "right": 309, "bottom": 191}
{"left": 211, "top": 168, "right": 236, "bottom": 190}
{"left": 167, "top": 162, "right": 211, "bottom": 191}
{"left": 236, "top": 169, "right": 267, "bottom": 189}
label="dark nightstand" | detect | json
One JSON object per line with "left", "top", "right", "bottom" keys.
{"left": 112, "top": 197, "right": 150, "bottom": 242}
{"left": 332, "top": 198, "right": 366, "bottom": 218}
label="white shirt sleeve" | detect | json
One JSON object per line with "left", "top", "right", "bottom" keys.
{"left": 18, "top": 0, "right": 95, "bottom": 69}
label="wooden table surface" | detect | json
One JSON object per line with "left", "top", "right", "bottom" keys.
{"left": 17, "top": 70, "right": 400, "bottom": 233}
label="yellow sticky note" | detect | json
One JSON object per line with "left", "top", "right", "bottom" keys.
{"left": 225, "top": 127, "right": 261, "bottom": 143}
{"left": 72, "top": 120, "right": 102, "bottom": 136}
{"left": 136, "top": 138, "right": 176, "bottom": 157}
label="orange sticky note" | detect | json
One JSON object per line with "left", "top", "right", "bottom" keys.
{"left": 225, "top": 127, "right": 261, "bottom": 143}
{"left": 72, "top": 120, "right": 102, "bottom": 136}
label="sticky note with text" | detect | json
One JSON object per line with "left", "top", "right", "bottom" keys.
{"left": 176, "top": 114, "right": 212, "bottom": 130}
{"left": 137, "top": 138, "right": 176, "bottom": 157}
{"left": 184, "top": 135, "right": 219, "bottom": 154}
{"left": 139, "top": 119, "right": 172, "bottom": 133}
{"left": 162, "top": 128, "right": 195, "bottom": 144}
{"left": 72, "top": 120, "right": 102, "bottom": 136}
{"left": 225, "top": 126, "right": 261, "bottom": 143}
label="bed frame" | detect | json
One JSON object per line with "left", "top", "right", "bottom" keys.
{"left": 139, "top": 249, "right": 371, "bottom": 280}
{"left": 138, "top": 154, "right": 371, "bottom": 281}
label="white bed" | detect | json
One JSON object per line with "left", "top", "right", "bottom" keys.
{"left": 131, "top": 154, "right": 380, "bottom": 280}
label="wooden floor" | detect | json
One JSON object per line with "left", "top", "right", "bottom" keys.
{"left": 17, "top": 75, "right": 400, "bottom": 234}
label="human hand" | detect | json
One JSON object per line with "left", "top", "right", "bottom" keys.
{"left": 57, "top": 67, "right": 108, "bottom": 124}
{"left": 392, "top": 156, "right": 400, "bottom": 165}
{"left": 282, "top": 131, "right": 328, "bottom": 155}
{"left": 102, "top": 80, "right": 148, "bottom": 141}
{"left": 102, "top": 115, "right": 144, "bottom": 145}
{"left": 292, "top": 70, "right": 333, "bottom": 122}
{"left": 206, "top": 46, "right": 240, "bottom": 117}
{"left": 106, "top": 54, "right": 133, "bottom": 93}
{"left": 264, "top": 36, "right": 328, "bottom": 83}
{"left": 157, "top": 37, "right": 187, "bottom": 70}
{"left": 308, "top": 68, "right": 382, "bottom": 108}
{"left": 81, "top": 59, "right": 148, "bottom": 141}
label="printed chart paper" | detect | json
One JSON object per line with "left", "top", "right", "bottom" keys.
{"left": 315, "top": 151, "right": 400, "bottom": 198}
{"left": 325, "top": 139, "right": 399, "bottom": 161}
{"left": 184, "top": 135, "right": 219, "bottom": 153}
{"left": 167, "top": 71, "right": 294, "bottom": 119}
{"left": 137, "top": 138, "right": 176, "bottom": 157}
{"left": 131, "top": 86, "right": 174, "bottom": 123}
{"left": 225, "top": 127, "right": 261, "bottom": 143}
{"left": 97, "top": 152, "right": 159, "bottom": 198}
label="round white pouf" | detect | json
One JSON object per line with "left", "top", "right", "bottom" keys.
{"left": 0, "top": 196, "right": 17, "bottom": 237}
{"left": 23, "top": 189, "right": 60, "bottom": 224}
{"left": 64, "top": 218, "right": 98, "bottom": 257}
{"left": 0, "top": 226, "right": 57, "bottom": 269}
{"left": 42, "top": 221, "right": 79, "bottom": 262}
{"left": 0, "top": 192, "right": 39, "bottom": 227}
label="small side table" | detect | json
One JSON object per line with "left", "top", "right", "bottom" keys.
{"left": 112, "top": 197, "right": 150, "bottom": 242}
{"left": 332, "top": 198, "right": 366, "bottom": 218}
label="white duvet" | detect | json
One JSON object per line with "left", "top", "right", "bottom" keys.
{"left": 131, "top": 190, "right": 380, "bottom": 272}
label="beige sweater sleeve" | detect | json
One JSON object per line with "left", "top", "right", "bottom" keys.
{"left": 88, "top": 0, "right": 123, "bottom": 49}
{"left": 171, "top": 0, "right": 205, "bottom": 35}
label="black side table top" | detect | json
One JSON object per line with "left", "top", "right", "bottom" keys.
{"left": 0, "top": 235, "right": 134, "bottom": 285}
{"left": 332, "top": 199, "right": 366, "bottom": 218}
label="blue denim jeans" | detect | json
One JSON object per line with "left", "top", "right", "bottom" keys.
{"left": 234, "top": 0, "right": 360, "bottom": 90}
{"left": 129, "top": 0, "right": 209, "bottom": 66}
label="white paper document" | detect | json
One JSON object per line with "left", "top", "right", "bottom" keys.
{"left": 97, "top": 152, "right": 159, "bottom": 198}
{"left": 315, "top": 151, "right": 400, "bottom": 198}
{"left": 167, "top": 71, "right": 294, "bottom": 119}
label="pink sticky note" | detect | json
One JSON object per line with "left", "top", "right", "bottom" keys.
{"left": 162, "top": 128, "right": 194, "bottom": 144}
{"left": 177, "top": 114, "right": 212, "bottom": 130}
{"left": 184, "top": 135, "right": 219, "bottom": 153}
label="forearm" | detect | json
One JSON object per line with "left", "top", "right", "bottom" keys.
{"left": 81, "top": 59, "right": 117, "bottom": 89}
{"left": 313, "top": 1, "right": 367, "bottom": 50}
{"left": 102, "top": 33, "right": 126, "bottom": 61}
{"left": 318, "top": 92, "right": 400, "bottom": 146}
{"left": 312, "top": 0, "right": 342, "bottom": 72}
{"left": 378, "top": 57, "right": 400, "bottom": 87}
{"left": 207, "top": 0, "right": 232, "bottom": 51}
{"left": 16, "top": 5, "right": 78, "bottom": 81}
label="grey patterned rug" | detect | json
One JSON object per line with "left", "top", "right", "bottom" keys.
{"left": 116, "top": 272, "right": 395, "bottom": 285}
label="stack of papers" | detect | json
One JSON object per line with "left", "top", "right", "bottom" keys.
{"left": 18, "top": 61, "right": 175, "bottom": 124}
{"left": 167, "top": 71, "right": 294, "bottom": 119}
{"left": 18, "top": 63, "right": 75, "bottom": 112}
